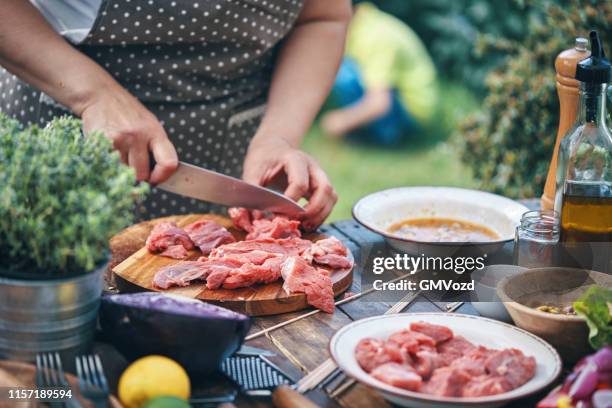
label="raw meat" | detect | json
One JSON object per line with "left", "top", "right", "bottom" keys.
{"left": 150, "top": 209, "right": 354, "bottom": 313}
{"left": 153, "top": 261, "right": 210, "bottom": 289}
{"left": 281, "top": 256, "right": 335, "bottom": 313}
{"left": 355, "top": 338, "right": 394, "bottom": 373}
{"left": 370, "top": 363, "right": 422, "bottom": 391}
{"left": 247, "top": 217, "right": 301, "bottom": 240}
{"left": 484, "top": 348, "right": 536, "bottom": 389}
{"left": 354, "top": 321, "right": 537, "bottom": 398}
{"left": 450, "top": 346, "right": 493, "bottom": 376}
{"left": 209, "top": 237, "right": 311, "bottom": 259}
{"left": 222, "top": 256, "right": 285, "bottom": 289}
{"left": 387, "top": 329, "right": 436, "bottom": 354}
{"left": 463, "top": 375, "right": 511, "bottom": 397}
{"left": 228, "top": 207, "right": 301, "bottom": 240}
{"left": 228, "top": 207, "right": 253, "bottom": 232}
{"left": 184, "top": 219, "right": 235, "bottom": 255}
{"left": 420, "top": 367, "right": 471, "bottom": 397}
{"left": 154, "top": 258, "right": 243, "bottom": 290}
{"left": 410, "top": 322, "right": 454, "bottom": 344}
{"left": 159, "top": 244, "right": 189, "bottom": 260}
{"left": 302, "top": 236, "right": 354, "bottom": 270}
{"left": 437, "top": 335, "right": 476, "bottom": 366}
{"left": 413, "top": 350, "right": 445, "bottom": 379}
{"left": 146, "top": 221, "right": 194, "bottom": 253}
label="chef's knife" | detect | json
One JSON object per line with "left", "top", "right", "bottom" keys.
{"left": 156, "top": 161, "right": 305, "bottom": 216}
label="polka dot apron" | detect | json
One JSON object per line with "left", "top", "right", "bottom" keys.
{"left": 0, "top": 0, "right": 304, "bottom": 219}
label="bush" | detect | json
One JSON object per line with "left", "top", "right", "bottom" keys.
{"left": 0, "top": 114, "right": 148, "bottom": 277}
{"left": 458, "top": 0, "right": 612, "bottom": 198}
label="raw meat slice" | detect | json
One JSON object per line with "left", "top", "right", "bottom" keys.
{"left": 484, "top": 348, "right": 536, "bottom": 389}
{"left": 247, "top": 217, "right": 301, "bottom": 240}
{"left": 200, "top": 258, "right": 248, "bottom": 290}
{"left": 146, "top": 221, "right": 194, "bottom": 253}
{"left": 281, "top": 256, "right": 335, "bottom": 313}
{"left": 228, "top": 208, "right": 301, "bottom": 240}
{"left": 153, "top": 261, "right": 209, "bottom": 289}
{"left": 462, "top": 375, "right": 511, "bottom": 397}
{"left": 159, "top": 244, "right": 190, "bottom": 260}
{"left": 420, "top": 367, "right": 471, "bottom": 397}
{"left": 410, "top": 322, "right": 454, "bottom": 344}
{"left": 355, "top": 338, "right": 394, "bottom": 373}
{"left": 437, "top": 336, "right": 476, "bottom": 366}
{"left": 371, "top": 363, "right": 423, "bottom": 391}
{"left": 383, "top": 342, "right": 413, "bottom": 365}
{"left": 210, "top": 238, "right": 311, "bottom": 259}
{"left": 228, "top": 207, "right": 253, "bottom": 232}
{"left": 303, "top": 237, "right": 353, "bottom": 270}
{"left": 184, "top": 219, "right": 235, "bottom": 255}
{"left": 387, "top": 329, "right": 436, "bottom": 354}
{"left": 413, "top": 350, "right": 446, "bottom": 379}
{"left": 450, "top": 346, "right": 493, "bottom": 376}
{"left": 222, "top": 256, "right": 285, "bottom": 289}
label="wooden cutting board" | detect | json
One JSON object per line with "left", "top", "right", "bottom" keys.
{"left": 111, "top": 214, "right": 353, "bottom": 316}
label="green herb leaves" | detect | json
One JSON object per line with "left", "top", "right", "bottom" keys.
{"left": 0, "top": 114, "right": 148, "bottom": 277}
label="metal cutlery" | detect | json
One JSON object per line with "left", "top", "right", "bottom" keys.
{"left": 35, "top": 352, "right": 83, "bottom": 408}
{"left": 75, "top": 354, "right": 109, "bottom": 408}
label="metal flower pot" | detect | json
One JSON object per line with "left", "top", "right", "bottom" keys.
{"left": 0, "top": 264, "right": 104, "bottom": 362}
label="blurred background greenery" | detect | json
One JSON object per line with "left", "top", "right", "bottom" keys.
{"left": 305, "top": 0, "right": 612, "bottom": 221}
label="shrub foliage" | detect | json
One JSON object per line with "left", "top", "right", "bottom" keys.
{"left": 458, "top": 0, "right": 612, "bottom": 198}
{"left": 0, "top": 114, "right": 148, "bottom": 277}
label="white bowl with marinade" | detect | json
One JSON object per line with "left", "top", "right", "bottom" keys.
{"left": 352, "top": 187, "right": 528, "bottom": 257}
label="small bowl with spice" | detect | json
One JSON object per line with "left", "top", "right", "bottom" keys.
{"left": 497, "top": 267, "right": 612, "bottom": 362}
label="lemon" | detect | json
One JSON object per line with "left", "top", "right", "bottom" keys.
{"left": 143, "top": 396, "right": 191, "bottom": 408}
{"left": 118, "top": 356, "right": 191, "bottom": 408}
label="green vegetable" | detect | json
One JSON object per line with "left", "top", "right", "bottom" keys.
{"left": 574, "top": 286, "right": 612, "bottom": 350}
{"left": 0, "top": 114, "right": 148, "bottom": 278}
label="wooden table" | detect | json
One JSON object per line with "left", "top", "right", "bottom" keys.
{"left": 99, "top": 201, "right": 552, "bottom": 407}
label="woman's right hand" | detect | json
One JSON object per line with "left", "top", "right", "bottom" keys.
{"left": 80, "top": 85, "right": 178, "bottom": 184}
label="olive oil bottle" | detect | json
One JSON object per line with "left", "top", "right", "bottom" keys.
{"left": 555, "top": 31, "right": 612, "bottom": 272}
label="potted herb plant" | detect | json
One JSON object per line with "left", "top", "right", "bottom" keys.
{"left": 0, "top": 114, "right": 147, "bottom": 360}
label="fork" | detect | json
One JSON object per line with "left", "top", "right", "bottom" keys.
{"left": 75, "top": 355, "right": 109, "bottom": 408}
{"left": 36, "top": 353, "right": 83, "bottom": 408}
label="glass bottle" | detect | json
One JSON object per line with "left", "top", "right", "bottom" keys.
{"left": 554, "top": 31, "right": 612, "bottom": 272}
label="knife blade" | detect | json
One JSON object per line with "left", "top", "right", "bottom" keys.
{"left": 157, "top": 162, "right": 305, "bottom": 216}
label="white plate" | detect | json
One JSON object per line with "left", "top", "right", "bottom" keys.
{"left": 352, "top": 187, "right": 528, "bottom": 256}
{"left": 329, "top": 313, "right": 561, "bottom": 408}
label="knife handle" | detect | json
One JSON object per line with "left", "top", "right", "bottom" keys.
{"left": 272, "top": 385, "right": 320, "bottom": 408}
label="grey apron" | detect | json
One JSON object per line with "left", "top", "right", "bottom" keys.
{"left": 0, "top": 0, "right": 304, "bottom": 219}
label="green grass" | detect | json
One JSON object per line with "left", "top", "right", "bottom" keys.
{"left": 302, "top": 80, "right": 479, "bottom": 222}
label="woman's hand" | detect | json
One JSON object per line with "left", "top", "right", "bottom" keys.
{"left": 80, "top": 85, "right": 178, "bottom": 184}
{"left": 243, "top": 137, "right": 337, "bottom": 230}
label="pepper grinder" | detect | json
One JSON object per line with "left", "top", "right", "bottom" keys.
{"left": 541, "top": 38, "right": 590, "bottom": 210}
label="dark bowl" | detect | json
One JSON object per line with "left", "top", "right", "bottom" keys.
{"left": 99, "top": 292, "right": 251, "bottom": 374}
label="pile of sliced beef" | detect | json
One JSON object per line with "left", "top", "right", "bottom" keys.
{"left": 355, "top": 322, "right": 536, "bottom": 397}
{"left": 148, "top": 208, "right": 353, "bottom": 313}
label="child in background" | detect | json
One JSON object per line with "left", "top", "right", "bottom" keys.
{"left": 322, "top": 1, "right": 438, "bottom": 145}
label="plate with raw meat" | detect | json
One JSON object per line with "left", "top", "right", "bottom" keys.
{"left": 329, "top": 313, "right": 561, "bottom": 408}
{"left": 112, "top": 209, "right": 354, "bottom": 316}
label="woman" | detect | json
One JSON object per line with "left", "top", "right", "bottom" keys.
{"left": 0, "top": 0, "right": 350, "bottom": 229}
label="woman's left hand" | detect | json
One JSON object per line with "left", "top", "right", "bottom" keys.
{"left": 242, "top": 137, "right": 337, "bottom": 230}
